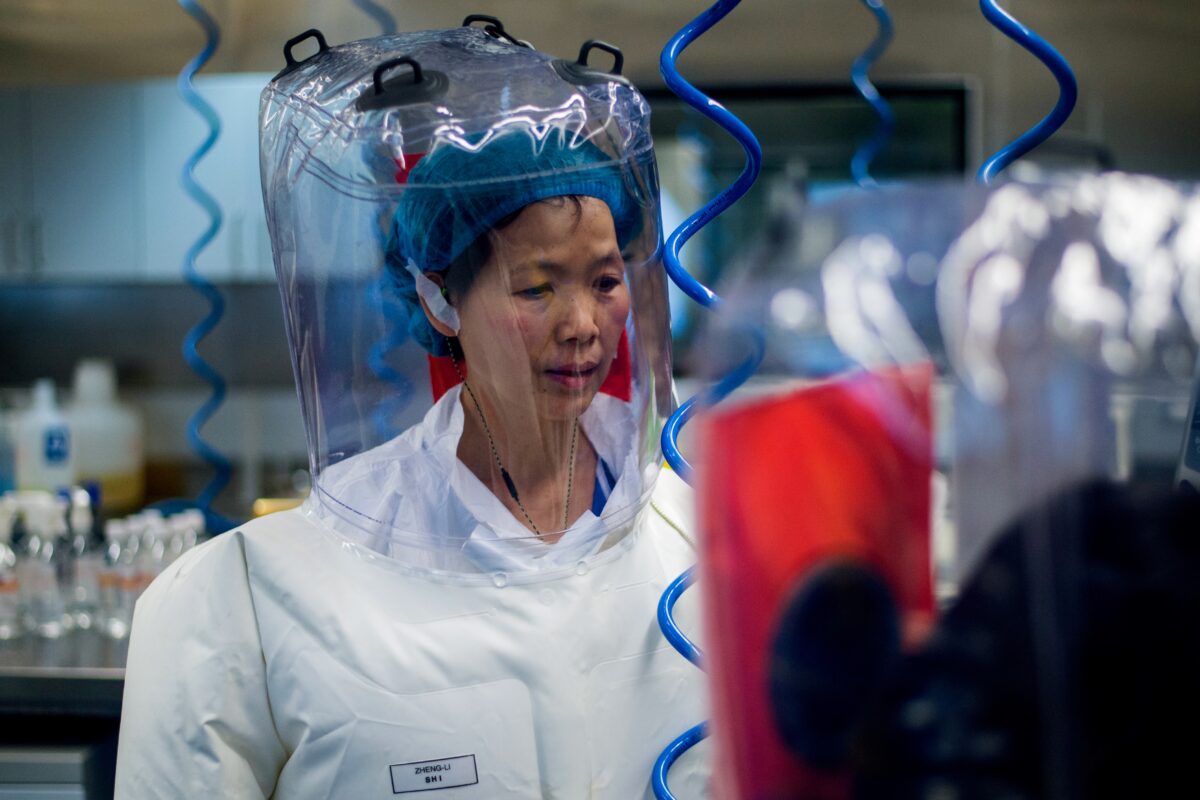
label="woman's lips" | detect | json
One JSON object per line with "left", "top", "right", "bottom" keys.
{"left": 544, "top": 363, "right": 599, "bottom": 390}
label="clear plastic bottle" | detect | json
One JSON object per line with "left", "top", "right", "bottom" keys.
{"left": 97, "top": 519, "right": 126, "bottom": 638}
{"left": 0, "top": 496, "right": 20, "bottom": 640}
{"left": 17, "top": 497, "right": 70, "bottom": 638}
{"left": 165, "top": 515, "right": 188, "bottom": 565}
{"left": 66, "top": 489, "right": 100, "bottom": 630}
{"left": 165, "top": 509, "right": 205, "bottom": 563}
{"left": 181, "top": 509, "right": 207, "bottom": 550}
{"left": 51, "top": 493, "right": 74, "bottom": 603}
{"left": 104, "top": 518, "right": 140, "bottom": 640}
{"left": 136, "top": 517, "right": 169, "bottom": 587}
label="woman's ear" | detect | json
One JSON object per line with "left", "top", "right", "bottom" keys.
{"left": 417, "top": 271, "right": 460, "bottom": 338}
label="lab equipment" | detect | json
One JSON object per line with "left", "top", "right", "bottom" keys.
{"left": 134, "top": 515, "right": 170, "bottom": 586}
{"left": 16, "top": 493, "right": 70, "bottom": 638}
{"left": 695, "top": 173, "right": 1200, "bottom": 797}
{"left": 655, "top": 1, "right": 764, "bottom": 795}
{"left": 854, "top": 479, "right": 1200, "bottom": 800}
{"left": 97, "top": 519, "right": 123, "bottom": 637}
{"left": 169, "top": 509, "right": 205, "bottom": 556}
{"left": 178, "top": 0, "right": 233, "bottom": 522}
{"left": 106, "top": 518, "right": 140, "bottom": 641}
{"left": 117, "top": 20, "right": 706, "bottom": 798}
{"left": 352, "top": 0, "right": 396, "bottom": 36}
{"left": 0, "top": 488, "right": 203, "bottom": 641}
{"left": 976, "top": 0, "right": 1077, "bottom": 183}
{"left": 65, "top": 487, "right": 101, "bottom": 630}
{"left": 67, "top": 360, "right": 144, "bottom": 514}
{"left": 359, "top": 3, "right": 405, "bottom": 435}
{"left": 15, "top": 380, "right": 74, "bottom": 492}
{"left": 0, "top": 496, "right": 18, "bottom": 640}
{"left": 850, "top": 0, "right": 895, "bottom": 188}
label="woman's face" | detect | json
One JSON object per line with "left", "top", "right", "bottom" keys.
{"left": 453, "top": 196, "right": 631, "bottom": 422}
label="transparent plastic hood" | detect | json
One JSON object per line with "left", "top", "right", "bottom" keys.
{"left": 703, "top": 175, "right": 1200, "bottom": 570}
{"left": 694, "top": 173, "right": 1200, "bottom": 797}
{"left": 260, "top": 27, "right": 672, "bottom": 578}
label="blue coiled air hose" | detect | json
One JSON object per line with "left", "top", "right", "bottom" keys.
{"left": 850, "top": 0, "right": 896, "bottom": 188}
{"left": 367, "top": 273, "right": 416, "bottom": 440}
{"left": 976, "top": 0, "right": 1078, "bottom": 184}
{"left": 352, "top": 0, "right": 396, "bottom": 35}
{"left": 654, "top": 1, "right": 764, "bottom": 797}
{"left": 353, "top": 0, "right": 412, "bottom": 441}
{"left": 177, "top": 0, "right": 234, "bottom": 530}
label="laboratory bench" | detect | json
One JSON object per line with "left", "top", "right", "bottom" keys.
{"left": 0, "top": 633, "right": 125, "bottom": 798}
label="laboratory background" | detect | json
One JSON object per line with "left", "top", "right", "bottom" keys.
{"left": 2, "top": 0, "right": 1199, "bottom": 797}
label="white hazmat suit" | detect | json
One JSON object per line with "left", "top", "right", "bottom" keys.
{"left": 117, "top": 21, "right": 707, "bottom": 799}
{"left": 115, "top": 467, "right": 707, "bottom": 798}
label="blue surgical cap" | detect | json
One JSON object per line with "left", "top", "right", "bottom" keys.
{"left": 386, "top": 130, "right": 644, "bottom": 356}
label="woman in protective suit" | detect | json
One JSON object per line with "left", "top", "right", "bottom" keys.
{"left": 115, "top": 21, "right": 708, "bottom": 800}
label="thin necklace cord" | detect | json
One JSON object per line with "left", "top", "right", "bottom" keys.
{"left": 447, "top": 338, "right": 578, "bottom": 534}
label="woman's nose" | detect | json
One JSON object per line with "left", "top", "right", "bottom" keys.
{"left": 555, "top": 293, "right": 600, "bottom": 344}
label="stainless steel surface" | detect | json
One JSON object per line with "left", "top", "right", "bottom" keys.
{"left": 0, "top": 632, "right": 127, "bottom": 717}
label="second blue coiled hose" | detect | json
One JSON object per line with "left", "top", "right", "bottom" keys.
{"left": 850, "top": 0, "right": 896, "bottom": 188}
{"left": 177, "top": 0, "right": 233, "bottom": 523}
{"left": 654, "top": 1, "right": 764, "bottom": 797}
{"left": 352, "top": 0, "right": 396, "bottom": 35}
{"left": 976, "top": 0, "right": 1077, "bottom": 184}
{"left": 367, "top": 272, "right": 416, "bottom": 439}
{"left": 652, "top": 3, "right": 1075, "bottom": 794}
{"left": 352, "top": 0, "right": 412, "bottom": 441}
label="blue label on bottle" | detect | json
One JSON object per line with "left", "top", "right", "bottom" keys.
{"left": 44, "top": 427, "right": 70, "bottom": 464}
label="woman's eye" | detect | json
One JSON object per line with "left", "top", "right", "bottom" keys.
{"left": 517, "top": 284, "right": 551, "bottom": 298}
{"left": 596, "top": 276, "right": 623, "bottom": 292}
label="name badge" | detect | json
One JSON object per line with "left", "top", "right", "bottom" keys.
{"left": 390, "top": 754, "right": 479, "bottom": 794}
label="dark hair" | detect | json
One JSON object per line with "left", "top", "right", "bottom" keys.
{"left": 442, "top": 195, "right": 586, "bottom": 303}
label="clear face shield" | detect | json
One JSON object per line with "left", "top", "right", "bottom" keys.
{"left": 694, "top": 175, "right": 1200, "bottom": 797}
{"left": 260, "top": 28, "right": 671, "bottom": 579}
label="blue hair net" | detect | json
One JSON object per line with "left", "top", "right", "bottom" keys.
{"left": 386, "top": 130, "right": 645, "bottom": 356}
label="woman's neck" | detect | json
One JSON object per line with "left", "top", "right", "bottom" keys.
{"left": 455, "top": 385, "right": 597, "bottom": 538}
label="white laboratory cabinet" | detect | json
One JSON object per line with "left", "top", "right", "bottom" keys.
{"left": 141, "top": 74, "right": 274, "bottom": 283}
{"left": 29, "top": 84, "right": 144, "bottom": 281}
{"left": 0, "top": 74, "right": 275, "bottom": 283}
